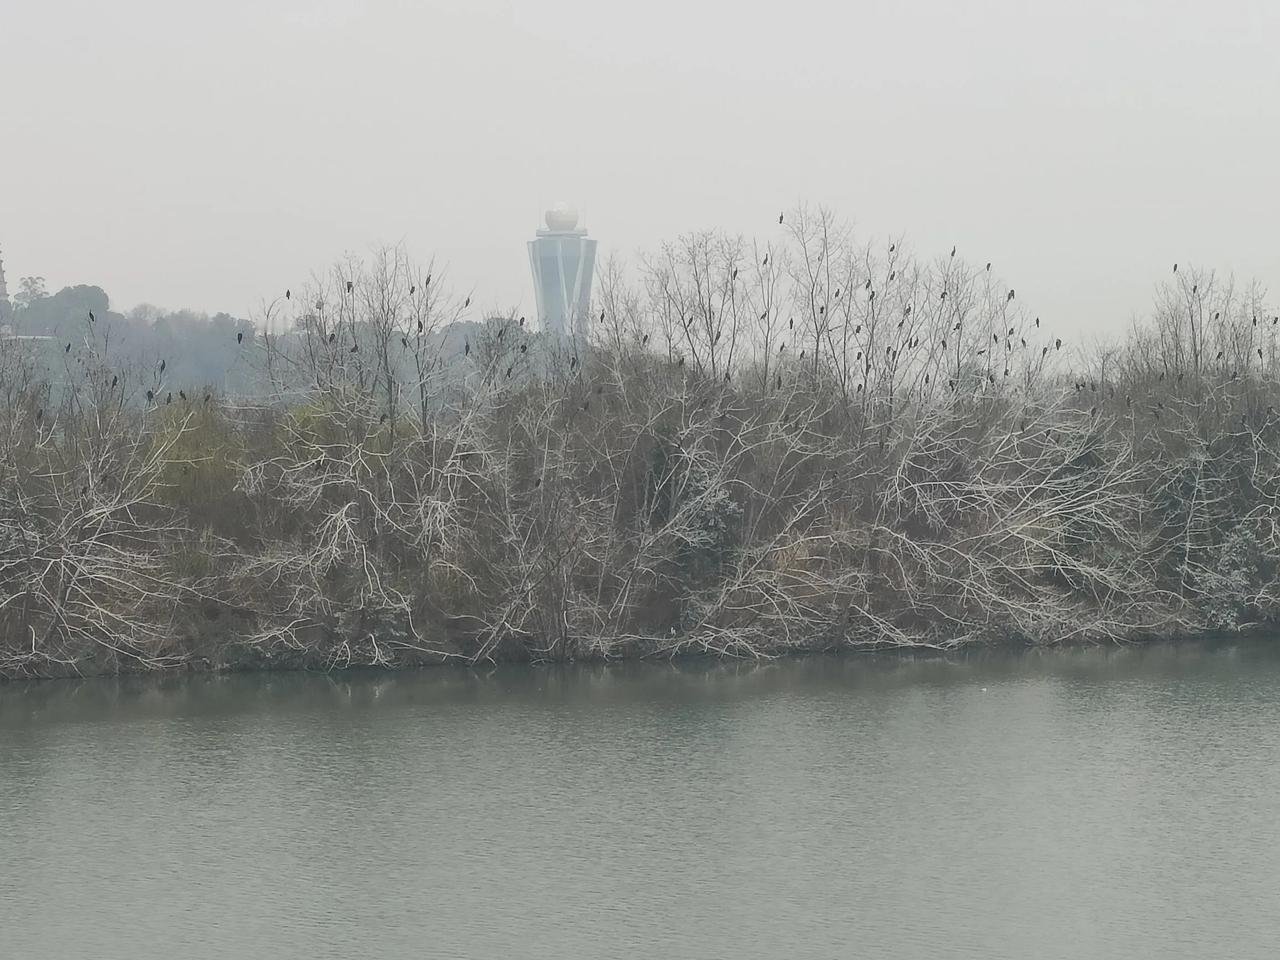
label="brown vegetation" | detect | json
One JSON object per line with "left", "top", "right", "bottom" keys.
{"left": 3, "top": 209, "right": 1278, "bottom": 679}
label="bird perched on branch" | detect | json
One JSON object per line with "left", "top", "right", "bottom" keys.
{"left": 237, "top": 331, "right": 243, "bottom": 344}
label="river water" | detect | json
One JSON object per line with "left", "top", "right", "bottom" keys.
{"left": 2, "top": 641, "right": 1279, "bottom": 959}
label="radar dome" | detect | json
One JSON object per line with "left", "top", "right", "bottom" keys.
{"left": 545, "top": 202, "right": 579, "bottom": 232}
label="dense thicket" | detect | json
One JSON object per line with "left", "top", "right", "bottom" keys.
{"left": 2, "top": 211, "right": 1278, "bottom": 678}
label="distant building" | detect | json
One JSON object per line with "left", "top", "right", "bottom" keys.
{"left": 0, "top": 244, "right": 12, "bottom": 325}
{"left": 528, "top": 203, "right": 597, "bottom": 340}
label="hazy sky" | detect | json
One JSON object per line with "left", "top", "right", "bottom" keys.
{"left": 4, "top": 0, "right": 1278, "bottom": 335}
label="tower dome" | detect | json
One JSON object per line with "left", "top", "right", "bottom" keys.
{"left": 545, "top": 202, "right": 579, "bottom": 232}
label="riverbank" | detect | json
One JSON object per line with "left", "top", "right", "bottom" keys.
{"left": 4, "top": 235, "right": 1279, "bottom": 680}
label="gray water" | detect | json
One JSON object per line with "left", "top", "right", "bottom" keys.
{"left": 2, "top": 642, "right": 1279, "bottom": 960}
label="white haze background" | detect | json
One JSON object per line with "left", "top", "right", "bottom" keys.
{"left": 4, "top": 0, "right": 1278, "bottom": 333}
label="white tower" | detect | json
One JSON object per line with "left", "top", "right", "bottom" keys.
{"left": 528, "top": 202, "right": 597, "bottom": 339}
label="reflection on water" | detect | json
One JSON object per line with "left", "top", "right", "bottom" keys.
{"left": 3, "top": 641, "right": 1279, "bottom": 959}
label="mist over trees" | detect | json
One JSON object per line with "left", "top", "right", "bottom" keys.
{"left": 2, "top": 207, "right": 1279, "bottom": 679}
{"left": 7, "top": 281, "right": 258, "bottom": 393}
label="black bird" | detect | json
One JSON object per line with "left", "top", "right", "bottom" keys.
{"left": 1173, "top": 263, "right": 1178, "bottom": 273}
{"left": 993, "top": 333, "right": 999, "bottom": 344}
{"left": 519, "top": 317, "right": 525, "bottom": 326}
{"left": 506, "top": 366, "right": 512, "bottom": 378}
{"left": 204, "top": 394, "right": 211, "bottom": 404}
{"left": 950, "top": 245, "right": 956, "bottom": 257}
{"left": 732, "top": 268, "right": 739, "bottom": 281}
{"left": 464, "top": 340, "right": 470, "bottom": 356}
{"left": 417, "top": 319, "right": 424, "bottom": 333}
{"left": 425, "top": 274, "right": 432, "bottom": 286}
{"left": 328, "top": 332, "right": 336, "bottom": 343}
{"left": 1055, "top": 338, "right": 1062, "bottom": 350}
{"left": 180, "top": 390, "right": 187, "bottom": 401}
{"left": 65, "top": 343, "right": 71, "bottom": 353}
{"left": 88, "top": 309, "right": 97, "bottom": 323}
{"left": 534, "top": 477, "right": 542, "bottom": 489}
{"left": 1007, "top": 289, "right": 1015, "bottom": 301}
{"left": 146, "top": 389, "right": 154, "bottom": 402}
{"left": 868, "top": 290, "right": 876, "bottom": 301}
{"left": 1258, "top": 348, "right": 1264, "bottom": 360}
{"left": 778, "top": 212, "right": 784, "bottom": 224}
{"left": 237, "top": 331, "right": 244, "bottom": 344}
{"left": 159, "top": 359, "right": 165, "bottom": 373}
{"left": 776, "top": 374, "right": 782, "bottom": 390}
{"left": 986, "top": 262, "right": 992, "bottom": 271}
{"left": 520, "top": 343, "right": 527, "bottom": 353}
{"left": 286, "top": 289, "right": 291, "bottom": 300}
{"left": 570, "top": 356, "right": 577, "bottom": 369}
{"left": 350, "top": 344, "right": 359, "bottom": 353}
{"left": 789, "top": 317, "right": 794, "bottom": 330}
{"left": 642, "top": 334, "right": 649, "bottom": 345}
{"left": 940, "top": 290, "right": 947, "bottom": 300}
{"left": 402, "top": 337, "right": 409, "bottom": 348}
{"left": 763, "top": 254, "right": 769, "bottom": 266}
{"left": 111, "top": 375, "right": 118, "bottom": 388}
{"left": 380, "top": 413, "right": 388, "bottom": 424}
{"left": 600, "top": 310, "right": 605, "bottom": 322}
{"left": 346, "top": 280, "right": 354, "bottom": 293}
{"left": 464, "top": 297, "right": 470, "bottom": 308}
{"left": 800, "top": 350, "right": 806, "bottom": 360}
{"left": 724, "top": 371, "right": 731, "bottom": 382}
{"left": 409, "top": 285, "right": 416, "bottom": 295}
{"left": 166, "top": 393, "right": 172, "bottom": 404}
{"left": 677, "top": 356, "right": 684, "bottom": 367}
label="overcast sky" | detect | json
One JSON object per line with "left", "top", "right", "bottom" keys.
{"left": 4, "top": 0, "right": 1278, "bottom": 334}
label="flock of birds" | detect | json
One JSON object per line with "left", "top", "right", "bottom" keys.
{"left": 29, "top": 221, "right": 1280, "bottom": 444}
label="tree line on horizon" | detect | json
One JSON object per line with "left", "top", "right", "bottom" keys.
{"left": 1, "top": 206, "right": 1279, "bottom": 679}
